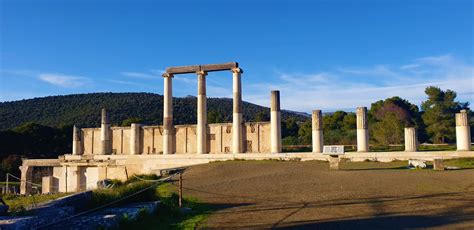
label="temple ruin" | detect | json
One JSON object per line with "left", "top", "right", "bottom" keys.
{"left": 18, "top": 62, "right": 473, "bottom": 195}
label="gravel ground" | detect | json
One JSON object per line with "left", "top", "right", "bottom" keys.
{"left": 178, "top": 160, "right": 474, "bottom": 229}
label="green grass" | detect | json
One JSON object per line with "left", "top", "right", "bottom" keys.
{"left": 3, "top": 193, "right": 69, "bottom": 215}
{"left": 118, "top": 182, "right": 211, "bottom": 229}
{"left": 444, "top": 158, "right": 474, "bottom": 169}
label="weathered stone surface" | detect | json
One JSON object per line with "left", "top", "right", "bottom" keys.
{"left": 455, "top": 110, "right": 471, "bottom": 151}
{"left": 433, "top": 158, "right": 445, "bottom": 171}
{"left": 166, "top": 65, "right": 200, "bottom": 74}
{"left": 404, "top": 127, "right": 418, "bottom": 152}
{"left": 329, "top": 156, "right": 340, "bottom": 170}
{"left": 356, "top": 107, "right": 369, "bottom": 152}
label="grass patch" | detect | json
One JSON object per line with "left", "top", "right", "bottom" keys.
{"left": 444, "top": 158, "right": 474, "bottom": 169}
{"left": 3, "top": 193, "right": 69, "bottom": 215}
{"left": 117, "top": 182, "right": 211, "bottom": 229}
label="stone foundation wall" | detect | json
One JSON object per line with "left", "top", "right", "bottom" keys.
{"left": 81, "top": 122, "right": 271, "bottom": 155}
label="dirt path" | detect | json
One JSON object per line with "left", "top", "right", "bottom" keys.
{"left": 178, "top": 161, "right": 474, "bottom": 229}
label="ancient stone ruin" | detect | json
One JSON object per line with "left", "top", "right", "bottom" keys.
{"left": 18, "top": 62, "right": 473, "bottom": 195}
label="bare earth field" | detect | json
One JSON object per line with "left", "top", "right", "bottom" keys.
{"left": 177, "top": 160, "right": 474, "bottom": 229}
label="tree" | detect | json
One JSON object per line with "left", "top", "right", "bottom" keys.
{"left": 421, "top": 87, "right": 469, "bottom": 143}
{"left": 369, "top": 97, "right": 423, "bottom": 145}
{"left": 121, "top": 118, "right": 144, "bottom": 126}
{"left": 208, "top": 111, "right": 224, "bottom": 124}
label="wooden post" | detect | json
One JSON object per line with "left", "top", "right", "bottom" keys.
{"left": 179, "top": 173, "right": 183, "bottom": 208}
{"left": 5, "top": 173, "right": 9, "bottom": 194}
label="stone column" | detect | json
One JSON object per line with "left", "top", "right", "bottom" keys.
{"left": 101, "top": 108, "right": 111, "bottom": 155}
{"left": 356, "top": 107, "right": 369, "bottom": 152}
{"left": 197, "top": 71, "right": 208, "bottom": 154}
{"left": 72, "top": 125, "right": 82, "bottom": 155}
{"left": 232, "top": 68, "right": 243, "bottom": 153}
{"left": 162, "top": 73, "right": 174, "bottom": 154}
{"left": 271, "top": 90, "right": 282, "bottom": 153}
{"left": 130, "top": 123, "right": 141, "bottom": 154}
{"left": 456, "top": 109, "right": 471, "bottom": 151}
{"left": 312, "top": 110, "right": 323, "bottom": 153}
{"left": 404, "top": 127, "right": 418, "bottom": 152}
{"left": 19, "top": 165, "right": 33, "bottom": 195}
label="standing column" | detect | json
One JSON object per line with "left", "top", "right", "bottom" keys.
{"left": 312, "top": 110, "right": 323, "bottom": 153}
{"left": 356, "top": 107, "right": 369, "bottom": 152}
{"left": 197, "top": 71, "right": 208, "bottom": 154}
{"left": 130, "top": 123, "right": 141, "bottom": 154}
{"left": 72, "top": 125, "right": 83, "bottom": 155}
{"left": 19, "top": 166, "right": 33, "bottom": 195}
{"left": 101, "top": 108, "right": 111, "bottom": 155}
{"left": 404, "top": 127, "right": 418, "bottom": 152}
{"left": 456, "top": 109, "right": 471, "bottom": 151}
{"left": 271, "top": 90, "right": 282, "bottom": 153}
{"left": 232, "top": 68, "right": 243, "bottom": 153}
{"left": 162, "top": 73, "right": 174, "bottom": 155}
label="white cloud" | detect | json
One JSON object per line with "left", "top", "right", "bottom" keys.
{"left": 120, "top": 72, "right": 158, "bottom": 79}
{"left": 38, "top": 73, "right": 89, "bottom": 88}
{"left": 244, "top": 54, "right": 474, "bottom": 112}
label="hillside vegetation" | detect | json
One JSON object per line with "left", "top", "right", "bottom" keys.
{"left": 0, "top": 92, "right": 308, "bottom": 130}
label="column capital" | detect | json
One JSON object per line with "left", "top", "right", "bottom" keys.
{"left": 162, "top": 72, "right": 174, "bottom": 78}
{"left": 231, "top": 67, "right": 243, "bottom": 74}
{"left": 196, "top": 71, "right": 208, "bottom": 76}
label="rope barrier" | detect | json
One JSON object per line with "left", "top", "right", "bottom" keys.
{"left": 36, "top": 173, "right": 178, "bottom": 229}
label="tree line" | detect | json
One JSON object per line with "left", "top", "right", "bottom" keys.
{"left": 282, "top": 86, "right": 472, "bottom": 146}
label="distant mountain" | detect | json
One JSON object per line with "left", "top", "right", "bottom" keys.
{"left": 0, "top": 93, "right": 309, "bottom": 130}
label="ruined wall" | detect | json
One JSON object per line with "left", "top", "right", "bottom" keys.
{"left": 81, "top": 122, "right": 271, "bottom": 155}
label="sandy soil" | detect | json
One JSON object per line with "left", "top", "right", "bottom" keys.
{"left": 176, "top": 160, "right": 474, "bottom": 229}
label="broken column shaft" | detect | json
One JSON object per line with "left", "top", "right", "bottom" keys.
{"left": 130, "top": 123, "right": 141, "bottom": 154}
{"left": 162, "top": 73, "right": 174, "bottom": 154}
{"left": 271, "top": 90, "right": 282, "bottom": 153}
{"left": 72, "top": 125, "right": 82, "bottom": 155}
{"left": 404, "top": 127, "right": 418, "bottom": 152}
{"left": 101, "top": 108, "right": 111, "bottom": 155}
{"left": 197, "top": 71, "right": 208, "bottom": 154}
{"left": 312, "top": 110, "right": 323, "bottom": 153}
{"left": 456, "top": 110, "right": 471, "bottom": 151}
{"left": 356, "top": 107, "right": 369, "bottom": 152}
{"left": 232, "top": 68, "right": 243, "bottom": 153}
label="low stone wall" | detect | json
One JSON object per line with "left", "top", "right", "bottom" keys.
{"left": 84, "top": 150, "right": 474, "bottom": 174}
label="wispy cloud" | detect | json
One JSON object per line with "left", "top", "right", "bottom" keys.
{"left": 120, "top": 72, "right": 158, "bottom": 79}
{"left": 245, "top": 54, "right": 474, "bottom": 112}
{"left": 38, "top": 73, "right": 89, "bottom": 88}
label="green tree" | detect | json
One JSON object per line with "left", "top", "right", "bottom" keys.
{"left": 208, "top": 111, "right": 224, "bottom": 124}
{"left": 121, "top": 118, "right": 144, "bottom": 126}
{"left": 421, "top": 87, "right": 468, "bottom": 143}
{"left": 297, "top": 120, "right": 312, "bottom": 145}
{"left": 369, "top": 96, "right": 424, "bottom": 145}
{"left": 254, "top": 111, "right": 270, "bottom": 122}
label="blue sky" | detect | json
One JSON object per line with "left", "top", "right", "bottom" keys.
{"left": 1, "top": 0, "right": 473, "bottom": 112}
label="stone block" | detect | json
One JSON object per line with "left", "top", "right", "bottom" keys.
{"left": 42, "top": 176, "right": 53, "bottom": 194}
{"left": 329, "top": 156, "right": 340, "bottom": 170}
{"left": 434, "top": 158, "right": 445, "bottom": 171}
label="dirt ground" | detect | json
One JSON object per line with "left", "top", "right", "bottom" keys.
{"left": 177, "top": 160, "right": 474, "bottom": 229}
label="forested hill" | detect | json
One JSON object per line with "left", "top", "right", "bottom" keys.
{"left": 0, "top": 93, "right": 309, "bottom": 130}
